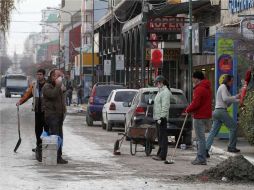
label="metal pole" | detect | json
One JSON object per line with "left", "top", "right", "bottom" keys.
{"left": 58, "top": 34, "right": 61, "bottom": 69}
{"left": 111, "top": 0, "right": 114, "bottom": 83}
{"left": 188, "top": 0, "right": 193, "bottom": 102}
{"left": 92, "top": 0, "right": 95, "bottom": 85}
{"left": 80, "top": 47, "right": 82, "bottom": 85}
{"left": 141, "top": 0, "right": 147, "bottom": 87}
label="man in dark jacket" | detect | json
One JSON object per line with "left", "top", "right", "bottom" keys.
{"left": 42, "top": 69, "right": 68, "bottom": 164}
{"left": 16, "top": 69, "right": 48, "bottom": 162}
{"left": 185, "top": 71, "right": 212, "bottom": 165}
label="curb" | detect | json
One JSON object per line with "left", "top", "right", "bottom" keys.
{"left": 210, "top": 145, "right": 254, "bottom": 164}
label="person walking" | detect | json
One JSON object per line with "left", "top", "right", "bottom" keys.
{"left": 185, "top": 71, "right": 212, "bottom": 165}
{"left": 152, "top": 75, "right": 171, "bottom": 161}
{"left": 16, "top": 69, "right": 48, "bottom": 162}
{"left": 66, "top": 85, "right": 73, "bottom": 106}
{"left": 42, "top": 69, "right": 68, "bottom": 164}
{"left": 206, "top": 74, "right": 240, "bottom": 156}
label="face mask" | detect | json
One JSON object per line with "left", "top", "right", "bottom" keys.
{"left": 56, "top": 76, "right": 63, "bottom": 83}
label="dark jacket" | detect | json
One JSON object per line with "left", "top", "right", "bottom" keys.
{"left": 42, "top": 82, "right": 66, "bottom": 117}
{"left": 186, "top": 79, "right": 212, "bottom": 119}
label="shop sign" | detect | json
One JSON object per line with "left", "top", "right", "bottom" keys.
{"left": 147, "top": 16, "right": 185, "bottom": 32}
{"left": 229, "top": 0, "right": 254, "bottom": 14}
{"left": 146, "top": 48, "right": 180, "bottom": 60}
{"left": 104, "top": 60, "right": 111, "bottom": 76}
{"left": 182, "top": 23, "right": 200, "bottom": 54}
{"left": 115, "top": 55, "right": 125, "bottom": 70}
{"left": 241, "top": 19, "right": 254, "bottom": 39}
{"left": 215, "top": 33, "right": 238, "bottom": 138}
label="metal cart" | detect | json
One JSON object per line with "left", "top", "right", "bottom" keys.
{"left": 127, "top": 124, "right": 156, "bottom": 156}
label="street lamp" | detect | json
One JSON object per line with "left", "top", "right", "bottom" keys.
{"left": 40, "top": 23, "right": 61, "bottom": 69}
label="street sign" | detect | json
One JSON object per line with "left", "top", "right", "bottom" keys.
{"left": 115, "top": 55, "right": 124, "bottom": 70}
{"left": 104, "top": 60, "right": 111, "bottom": 76}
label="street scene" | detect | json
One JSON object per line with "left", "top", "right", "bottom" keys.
{"left": 1, "top": 0, "right": 254, "bottom": 189}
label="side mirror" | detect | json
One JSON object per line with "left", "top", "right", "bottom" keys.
{"left": 123, "top": 102, "right": 131, "bottom": 107}
{"left": 147, "top": 99, "right": 154, "bottom": 105}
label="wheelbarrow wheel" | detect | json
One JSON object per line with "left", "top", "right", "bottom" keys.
{"left": 145, "top": 140, "right": 152, "bottom": 156}
{"left": 130, "top": 140, "right": 137, "bottom": 156}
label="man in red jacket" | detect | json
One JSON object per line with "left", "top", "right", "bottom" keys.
{"left": 186, "top": 71, "right": 212, "bottom": 165}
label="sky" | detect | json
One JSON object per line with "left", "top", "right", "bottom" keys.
{"left": 7, "top": 0, "right": 61, "bottom": 56}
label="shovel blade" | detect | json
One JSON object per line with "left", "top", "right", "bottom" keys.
{"left": 14, "top": 138, "right": 22, "bottom": 153}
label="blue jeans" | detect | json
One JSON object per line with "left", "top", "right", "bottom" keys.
{"left": 193, "top": 119, "right": 209, "bottom": 162}
{"left": 206, "top": 109, "right": 237, "bottom": 151}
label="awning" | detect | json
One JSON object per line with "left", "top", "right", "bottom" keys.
{"left": 122, "top": 14, "right": 143, "bottom": 33}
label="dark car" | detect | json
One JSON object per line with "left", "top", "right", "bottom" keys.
{"left": 86, "top": 83, "right": 125, "bottom": 126}
{"left": 125, "top": 87, "right": 192, "bottom": 145}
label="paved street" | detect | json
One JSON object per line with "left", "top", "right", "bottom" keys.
{"left": 0, "top": 91, "right": 253, "bottom": 190}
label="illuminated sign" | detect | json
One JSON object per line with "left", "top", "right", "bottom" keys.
{"left": 229, "top": 0, "right": 254, "bottom": 14}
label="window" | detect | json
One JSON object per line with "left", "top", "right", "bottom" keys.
{"left": 114, "top": 91, "right": 137, "bottom": 102}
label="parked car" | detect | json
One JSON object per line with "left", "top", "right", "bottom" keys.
{"left": 102, "top": 89, "right": 138, "bottom": 131}
{"left": 125, "top": 87, "right": 192, "bottom": 145}
{"left": 86, "top": 83, "right": 125, "bottom": 126}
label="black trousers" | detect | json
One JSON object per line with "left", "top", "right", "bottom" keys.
{"left": 35, "top": 112, "right": 49, "bottom": 147}
{"left": 156, "top": 118, "right": 168, "bottom": 160}
{"left": 45, "top": 114, "right": 64, "bottom": 158}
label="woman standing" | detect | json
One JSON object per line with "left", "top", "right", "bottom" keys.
{"left": 206, "top": 74, "right": 240, "bottom": 156}
{"left": 152, "top": 75, "right": 171, "bottom": 161}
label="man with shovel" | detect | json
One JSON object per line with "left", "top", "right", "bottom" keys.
{"left": 185, "top": 71, "right": 212, "bottom": 165}
{"left": 16, "top": 69, "right": 48, "bottom": 162}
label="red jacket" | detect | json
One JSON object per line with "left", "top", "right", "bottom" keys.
{"left": 186, "top": 79, "right": 212, "bottom": 119}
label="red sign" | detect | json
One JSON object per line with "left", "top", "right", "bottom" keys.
{"left": 147, "top": 17, "right": 185, "bottom": 32}
{"left": 151, "top": 49, "right": 163, "bottom": 67}
{"left": 218, "top": 55, "right": 233, "bottom": 73}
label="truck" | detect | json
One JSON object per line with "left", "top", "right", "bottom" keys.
{"left": 4, "top": 74, "right": 28, "bottom": 98}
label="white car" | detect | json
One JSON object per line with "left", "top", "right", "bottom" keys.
{"left": 102, "top": 89, "right": 138, "bottom": 131}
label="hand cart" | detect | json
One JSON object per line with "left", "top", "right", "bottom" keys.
{"left": 127, "top": 124, "right": 156, "bottom": 156}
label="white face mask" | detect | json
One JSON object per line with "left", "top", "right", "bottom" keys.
{"left": 56, "top": 76, "right": 63, "bottom": 83}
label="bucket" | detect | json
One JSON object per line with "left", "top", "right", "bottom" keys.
{"left": 42, "top": 135, "right": 58, "bottom": 166}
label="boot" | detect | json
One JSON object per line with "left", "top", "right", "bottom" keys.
{"left": 35, "top": 145, "right": 42, "bottom": 162}
{"left": 57, "top": 157, "right": 68, "bottom": 164}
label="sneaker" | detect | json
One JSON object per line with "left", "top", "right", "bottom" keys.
{"left": 206, "top": 149, "right": 210, "bottom": 158}
{"left": 152, "top": 156, "right": 166, "bottom": 161}
{"left": 191, "top": 159, "right": 207, "bottom": 165}
{"left": 57, "top": 157, "right": 68, "bottom": 164}
{"left": 227, "top": 147, "right": 240, "bottom": 153}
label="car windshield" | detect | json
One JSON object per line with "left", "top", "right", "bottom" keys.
{"left": 141, "top": 91, "right": 188, "bottom": 105}
{"left": 114, "top": 91, "right": 137, "bottom": 102}
{"left": 171, "top": 92, "right": 188, "bottom": 104}
{"left": 96, "top": 85, "right": 124, "bottom": 97}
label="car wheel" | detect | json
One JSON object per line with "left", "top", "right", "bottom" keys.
{"left": 86, "top": 113, "right": 93, "bottom": 126}
{"left": 106, "top": 122, "right": 112, "bottom": 131}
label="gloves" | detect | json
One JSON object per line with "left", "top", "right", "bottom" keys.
{"left": 157, "top": 117, "right": 166, "bottom": 125}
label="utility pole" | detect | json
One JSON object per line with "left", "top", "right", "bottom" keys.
{"left": 92, "top": 0, "right": 95, "bottom": 85}
{"left": 110, "top": 0, "right": 115, "bottom": 83}
{"left": 141, "top": 0, "right": 148, "bottom": 87}
{"left": 188, "top": 0, "right": 193, "bottom": 102}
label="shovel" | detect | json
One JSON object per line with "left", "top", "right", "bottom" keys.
{"left": 14, "top": 106, "right": 22, "bottom": 152}
{"left": 165, "top": 114, "right": 188, "bottom": 164}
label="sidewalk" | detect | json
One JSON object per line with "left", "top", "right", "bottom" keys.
{"left": 208, "top": 135, "right": 254, "bottom": 164}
